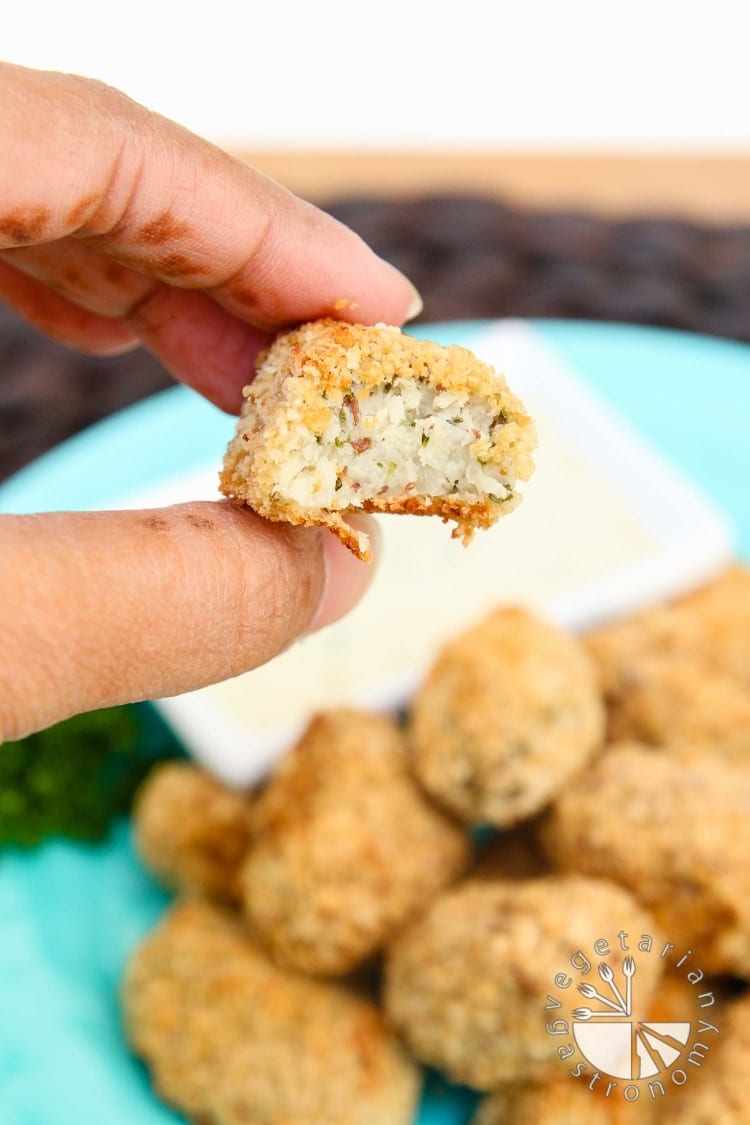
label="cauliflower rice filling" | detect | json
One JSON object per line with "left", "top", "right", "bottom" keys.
{"left": 271, "top": 378, "right": 516, "bottom": 509}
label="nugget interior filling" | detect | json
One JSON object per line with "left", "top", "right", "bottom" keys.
{"left": 272, "top": 378, "right": 515, "bottom": 509}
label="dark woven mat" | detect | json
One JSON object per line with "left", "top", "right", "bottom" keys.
{"left": 2, "top": 194, "right": 750, "bottom": 483}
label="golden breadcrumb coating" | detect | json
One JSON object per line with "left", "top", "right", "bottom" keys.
{"left": 240, "top": 709, "right": 470, "bottom": 976}
{"left": 662, "top": 992, "right": 750, "bottom": 1123}
{"left": 541, "top": 744, "right": 750, "bottom": 975}
{"left": 133, "top": 763, "right": 254, "bottom": 905}
{"left": 474, "top": 1080, "right": 656, "bottom": 1124}
{"left": 473, "top": 975, "right": 729, "bottom": 1124}
{"left": 384, "top": 875, "right": 661, "bottom": 1089}
{"left": 673, "top": 564, "right": 750, "bottom": 689}
{"left": 123, "top": 900, "right": 419, "bottom": 1124}
{"left": 605, "top": 653, "right": 750, "bottom": 755}
{"left": 586, "top": 565, "right": 750, "bottom": 699}
{"left": 220, "top": 319, "right": 536, "bottom": 561}
{"left": 409, "top": 607, "right": 605, "bottom": 826}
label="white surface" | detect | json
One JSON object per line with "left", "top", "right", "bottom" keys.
{"left": 4, "top": 1, "right": 750, "bottom": 149}
{"left": 114, "top": 321, "right": 733, "bottom": 785}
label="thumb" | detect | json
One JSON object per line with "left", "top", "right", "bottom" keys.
{"left": 0, "top": 502, "right": 374, "bottom": 742}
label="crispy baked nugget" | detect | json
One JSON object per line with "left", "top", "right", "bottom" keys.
{"left": 384, "top": 875, "right": 661, "bottom": 1089}
{"left": 473, "top": 1080, "right": 656, "bottom": 1124}
{"left": 133, "top": 763, "right": 254, "bottom": 904}
{"left": 586, "top": 565, "right": 750, "bottom": 699}
{"left": 662, "top": 992, "right": 750, "bottom": 1123}
{"left": 673, "top": 564, "right": 750, "bottom": 689}
{"left": 124, "top": 900, "right": 419, "bottom": 1124}
{"left": 473, "top": 973, "right": 728, "bottom": 1123}
{"left": 409, "top": 608, "right": 605, "bottom": 826}
{"left": 541, "top": 744, "right": 750, "bottom": 975}
{"left": 220, "top": 319, "right": 536, "bottom": 561}
{"left": 605, "top": 653, "right": 750, "bottom": 754}
{"left": 240, "top": 709, "right": 470, "bottom": 976}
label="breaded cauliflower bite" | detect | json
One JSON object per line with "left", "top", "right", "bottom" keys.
{"left": 586, "top": 565, "right": 750, "bottom": 699}
{"left": 541, "top": 744, "right": 750, "bottom": 975}
{"left": 133, "top": 763, "right": 254, "bottom": 905}
{"left": 605, "top": 653, "right": 750, "bottom": 754}
{"left": 124, "top": 900, "right": 420, "bottom": 1125}
{"left": 673, "top": 564, "right": 750, "bottom": 689}
{"left": 409, "top": 608, "right": 605, "bottom": 826}
{"left": 384, "top": 875, "right": 661, "bottom": 1089}
{"left": 240, "top": 709, "right": 470, "bottom": 976}
{"left": 662, "top": 992, "right": 750, "bottom": 1123}
{"left": 220, "top": 319, "right": 536, "bottom": 561}
{"left": 474, "top": 1080, "right": 656, "bottom": 1124}
{"left": 473, "top": 973, "right": 728, "bottom": 1124}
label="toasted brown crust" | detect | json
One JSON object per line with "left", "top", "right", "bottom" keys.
{"left": 410, "top": 607, "right": 605, "bottom": 826}
{"left": 123, "top": 900, "right": 420, "bottom": 1124}
{"left": 240, "top": 709, "right": 471, "bottom": 976}
{"left": 384, "top": 875, "right": 661, "bottom": 1089}
{"left": 220, "top": 319, "right": 535, "bottom": 560}
{"left": 133, "top": 762, "right": 254, "bottom": 904}
{"left": 541, "top": 744, "right": 750, "bottom": 974}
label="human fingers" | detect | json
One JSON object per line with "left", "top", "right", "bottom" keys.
{"left": 0, "top": 257, "right": 137, "bottom": 355}
{"left": 0, "top": 63, "right": 421, "bottom": 332}
{"left": 0, "top": 503, "right": 376, "bottom": 742}
{"left": 0, "top": 241, "right": 272, "bottom": 409}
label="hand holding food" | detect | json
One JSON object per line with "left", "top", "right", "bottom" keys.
{"left": 0, "top": 63, "right": 424, "bottom": 742}
{"left": 220, "top": 319, "right": 535, "bottom": 560}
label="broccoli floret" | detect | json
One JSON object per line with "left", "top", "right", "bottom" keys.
{"left": 0, "top": 704, "right": 182, "bottom": 849}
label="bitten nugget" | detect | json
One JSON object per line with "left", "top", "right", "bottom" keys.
{"left": 409, "top": 608, "right": 605, "bottom": 826}
{"left": 124, "top": 900, "right": 419, "bottom": 1124}
{"left": 220, "top": 319, "right": 536, "bottom": 561}
{"left": 133, "top": 763, "right": 254, "bottom": 904}
{"left": 241, "top": 709, "right": 470, "bottom": 975}
{"left": 384, "top": 875, "right": 661, "bottom": 1089}
{"left": 542, "top": 745, "right": 750, "bottom": 975}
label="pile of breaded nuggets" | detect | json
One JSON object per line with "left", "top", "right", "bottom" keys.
{"left": 125, "top": 565, "right": 750, "bottom": 1124}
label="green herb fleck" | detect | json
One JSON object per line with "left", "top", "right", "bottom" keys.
{"left": 421, "top": 433, "right": 430, "bottom": 447}
{"left": 334, "top": 437, "right": 344, "bottom": 447}
{"left": 335, "top": 478, "right": 343, "bottom": 491}
{"left": 450, "top": 416, "right": 464, "bottom": 425}
{"left": 315, "top": 435, "right": 323, "bottom": 445}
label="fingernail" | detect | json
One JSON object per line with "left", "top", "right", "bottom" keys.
{"left": 307, "top": 516, "right": 381, "bottom": 634}
{"left": 404, "top": 284, "right": 424, "bottom": 323}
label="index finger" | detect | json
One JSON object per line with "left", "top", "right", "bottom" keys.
{"left": 0, "top": 63, "right": 421, "bottom": 331}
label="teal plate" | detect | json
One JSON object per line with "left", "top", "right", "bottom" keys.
{"left": 1, "top": 321, "right": 749, "bottom": 1124}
